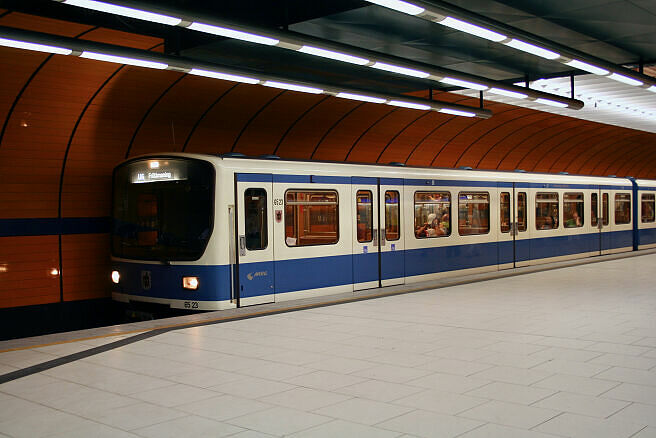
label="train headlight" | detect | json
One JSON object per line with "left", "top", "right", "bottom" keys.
{"left": 183, "top": 276, "right": 199, "bottom": 290}
{"left": 111, "top": 270, "right": 120, "bottom": 284}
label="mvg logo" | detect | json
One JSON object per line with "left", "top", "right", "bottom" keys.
{"left": 141, "top": 271, "right": 152, "bottom": 290}
{"left": 246, "top": 271, "right": 268, "bottom": 281}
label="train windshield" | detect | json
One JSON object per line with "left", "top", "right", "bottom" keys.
{"left": 111, "top": 158, "right": 214, "bottom": 261}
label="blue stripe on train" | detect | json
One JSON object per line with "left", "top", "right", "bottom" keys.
{"left": 639, "top": 228, "right": 656, "bottom": 246}
{"left": 114, "top": 230, "right": 635, "bottom": 303}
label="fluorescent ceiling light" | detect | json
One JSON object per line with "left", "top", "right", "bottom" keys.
{"left": 535, "top": 98, "right": 568, "bottom": 108}
{"left": 335, "top": 92, "right": 386, "bottom": 103}
{"left": 262, "top": 81, "right": 323, "bottom": 94}
{"left": 439, "top": 108, "right": 477, "bottom": 117}
{"left": 371, "top": 62, "right": 430, "bottom": 78}
{"left": 488, "top": 88, "right": 528, "bottom": 99}
{"left": 63, "top": 0, "right": 182, "bottom": 25}
{"left": 648, "top": 86, "right": 656, "bottom": 93}
{"left": 364, "top": 0, "right": 425, "bottom": 15}
{"left": 607, "top": 73, "right": 643, "bottom": 86}
{"left": 80, "top": 51, "right": 168, "bottom": 69}
{"left": 440, "top": 77, "right": 488, "bottom": 90}
{"left": 298, "top": 46, "right": 369, "bottom": 65}
{"left": 188, "top": 22, "right": 279, "bottom": 46}
{"left": 565, "top": 59, "right": 609, "bottom": 76}
{"left": 505, "top": 39, "right": 560, "bottom": 60}
{"left": 387, "top": 100, "right": 431, "bottom": 110}
{"left": 0, "top": 37, "right": 72, "bottom": 55}
{"left": 438, "top": 17, "right": 507, "bottom": 42}
{"left": 188, "top": 68, "right": 259, "bottom": 84}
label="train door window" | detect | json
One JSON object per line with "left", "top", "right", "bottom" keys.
{"left": 500, "top": 192, "right": 510, "bottom": 233}
{"left": 536, "top": 193, "right": 559, "bottom": 230}
{"left": 244, "top": 188, "right": 268, "bottom": 250}
{"left": 285, "top": 190, "right": 338, "bottom": 246}
{"left": 591, "top": 193, "right": 598, "bottom": 227}
{"left": 414, "top": 192, "right": 451, "bottom": 238}
{"left": 615, "top": 193, "right": 631, "bottom": 225}
{"left": 642, "top": 193, "right": 655, "bottom": 223}
{"left": 356, "top": 190, "right": 373, "bottom": 242}
{"left": 458, "top": 192, "right": 490, "bottom": 236}
{"left": 602, "top": 193, "right": 609, "bottom": 225}
{"left": 564, "top": 193, "right": 584, "bottom": 228}
{"left": 517, "top": 192, "right": 527, "bottom": 232}
{"left": 385, "top": 191, "right": 400, "bottom": 241}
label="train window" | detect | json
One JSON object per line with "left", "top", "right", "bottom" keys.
{"left": 517, "top": 192, "right": 527, "bottom": 232}
{"left": 414, "top": 192, "right": 451, "bottom": 238}
{"left": 642, "top": 193, "right": 655, "bottom": 223}
{"left": 563, "top": 193, "right": 584, "bottom": 228}
{"left": 356, "top": 190, "right": 373, "bottom": 242}
{"left": 458, "top": 192, "right": 490, "bottom": 236}
{"left": 244, "top": 188, "right": 267, "bottom": 250}
{"left": 615, "top": 193, "right": 631, "bottom": 225}
{"left": 500, "top": 192, "right": 510, "bottom": 233}
{"left": 591, "top": 193, "right": 598, "bottom": 227}
{"left": 536, "top": 192, "right": 559, "bottom": 230}
{"left": 602, "top": 193, "right": 609, "bottom": 225}
{"left": 284, "top": 190, "right": 338, "bottom": 246}
{"left": 385, "top": 191, "right": 400, "bottom": 241}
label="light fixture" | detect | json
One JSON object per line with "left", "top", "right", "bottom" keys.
{"left": 488, "top": 88, "right": 528, "bottom": 99}
{"left": 387, "top": 100, "right": 431, "bottom": 110}
{"left": 607, "top": 73, "right": 643, "bottom": 87}
{"left": 535, "top": 98, "right": 569, "bottom": 108}
{"left": 0, "top": 37, "right": 72, "bottom": 55}
{"left": 62, "top": 0, "right": 182, "bottom": 26}
{"left": 80, "top": 51, "right": 168, "bottom": 69}
{"left": 440, "top": 77, "right": 488, "bottom": 90}
{"left": 262, "top": 81, "right": 323, "bottom": 94}
{"left": 148, "top": 161, "right": 160, "bottom": 169}
{"left": 188, "top": 68, "right": 260, "bottom": 84}
{"left": 648, "top": 86, "right": 656, "bottom": 93}
{"left": 364, "top": 0, "right": 425, "bottom": 15}
{"left": 187, "top": 22, "right": 279, "bottom": 46}
{"left": 50, "top": 268, "right": 60, "bottom": 276}
{"left": 335, "top": 92, "right": 386, "bottom": 103}
{"left": 371, "top": 62, "right": 430, "bottom": 78}
{"left": 298, "top": 46, "right": 369, "bottom": 65}
{"left": 504, "top": 39, "right": 561, "bottom": 60}
{"left": 565, "top": 59, "right": 609, "bottom": 76}
{"left": 439, "top": 108, "right": 477, "bottom": 117}
{"left": 437, "top": 17, "right": 507, "bottom": 42}
{"left": 111, "top": 270, "right": 120, "bottom": 284}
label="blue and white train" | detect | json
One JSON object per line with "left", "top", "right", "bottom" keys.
{"left": 110, "top": 153, "right": 656, "bottom": 310}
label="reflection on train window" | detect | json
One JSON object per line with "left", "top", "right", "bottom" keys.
{"left": 356, "top": 190, "right": 373, "bottom": 243}
{"left": 602, "top": 193, "right": 609, "bottom": 226}
{"left": 385, "top": 191, "right": 400, "bottom": 241}
{"left": 564, "top": 193, "right": 584, "bottom": 228}
{"left": 642, "top": 193, "right": 655, "bottom": 223}
{"left": 284, "top": 190, "right": 338, "bottom": 247}
{"left": 536, "top": 192, "right": 559, "bottom": 230}
{"left": 244, "top": 188, "right": 267, "bottom": 250}
{"left": 500, "top": 192, "right": 510, "bottom": 233}
{"left": 517, "top": 192, "right": 527, "bottom": 231}
{"left": 591, "top": 193, "right": 598, "bottom": 227}
{"left": 458, "top": 192, "right": 490, "bottom": 236}
{"left": 615, "top": 193, "right": 631, "bottom": 225}
{"left": 414, "top": 191, "right": 451, "bottom": 238}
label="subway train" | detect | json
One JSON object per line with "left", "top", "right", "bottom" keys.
{"left": 110, "top": 153, "right": 656, "bottom": 310}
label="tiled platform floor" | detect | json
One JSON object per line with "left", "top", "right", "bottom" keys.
{"left": 1, "top": 254, "right": 656, "bottom": 437}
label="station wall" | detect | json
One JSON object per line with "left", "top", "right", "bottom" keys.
{"left": 1, "top": 10, "right": 655, "bottom": 310}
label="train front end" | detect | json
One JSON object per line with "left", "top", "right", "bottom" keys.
{"left": 110, "top": 156, "right": 232, "bottom": 310}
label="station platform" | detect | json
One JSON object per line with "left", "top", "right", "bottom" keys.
{"left": 1, "top": 253, "right": 656, "bottom": 437}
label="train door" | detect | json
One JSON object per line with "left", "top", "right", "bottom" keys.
{"left": 591, "top": 189, "right": 602, "bottom": 255}
{"left": 380, "top": 180, "right": 405, "bottom": 286}
{"left": 514, "top": 188, "right": 530, "bottom": 267}
{"left": 497, "top": 186, "right": 514, "bottom": 270}
{"left": 352, "top": 178, "right": 379, "bottom": 290}
{"left": 600, "top": 190, "right": 612, "bottom": 255}
{"left": 236, "top": 174, "right": 275, "bottom": 306}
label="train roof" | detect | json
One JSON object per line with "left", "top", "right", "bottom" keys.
{"left": 126, "top": 152, "right": 648, "bottom": 187}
